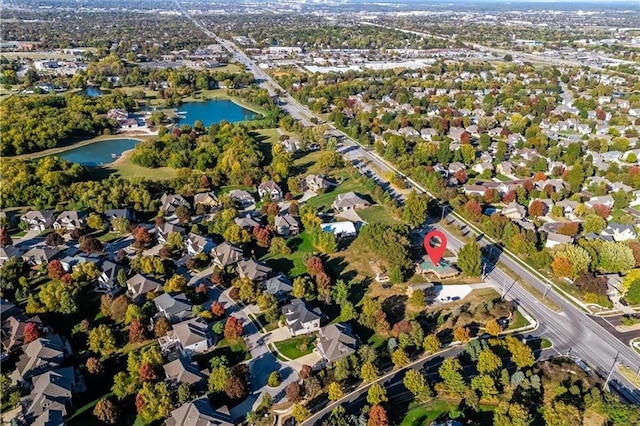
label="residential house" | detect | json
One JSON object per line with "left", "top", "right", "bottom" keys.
{"left": 160, "top": 193, "right": 191, "bottom": 215}
{"left": 555, "top": 200, "right": 579, "bottom": 219}
{"left": 237, "top": 258, "right": 272, "bottom": 282}
{"left": 316, "top": 323, "right": 358, "bottom": 366}
{"left": 126, "top": 274, "right": 163, "bottom": 303}
{"left": 398, "top": 126, "right": 419, "bottom": 138}
{"left": 104, "top": 208, "right": 135, "bottom": 223}
{"left": 11, "top": 334, "right": 71, "bottom": 383}
{"left": 448, "top": 127, "right": 467, "bottom": 142}
{"left": 472, "top": 162, "right": 494, "bottom": 175}
{"left": 545, "top": 232, "right": 574, "bottom": 249}
{"left": 280, "top": 138, "right": 301, "bottom": 153}
{"left": 496, "top": 161, "right": 515, "bottom": 176}
{"left": 447, "top": 162, "right": 466, "bottom": 174}
{"left": 282, "top": 299, "right": 322, "bottom": 337}
{"left": 514, "top": 219, "right": 536, "bottom": 232}
{"left": 193, "top": 192, "right": 219, "bottom": 208}
{"left": 166, "top": 397, "right": 233, "bottom": 426}
{"left": 96, "top": 261, "right": 127, "bottom": 297}
{"left": 185, "top": 233, "right": 215, "bottom": 256}
{"left": 258, "top": 180, "right": 283, "bottom": 201}
{"left": 502, "top": 202, "right": 526, "bottom": 220}
{"left": 31, "top": 409, "right": 66, "bottom": 426}
{"left": 53, "top": 211, "right": 87, "bottom": 231}
{"left": 332, "top": 192, "right": 370, "bottom": 212}
{"left": 159, "top": 317, "right": 213, "bottom": 356}
{"left": 154, "top": 293, "right": 193, "bottom": 324}
{"left": 321, "top": 221, "right": 357, "bottom": 239}
{"left": 0, "top": 299, "right": 20, "bottom": 320}
{"left": 262, "top": 274, "right": 293, "bottom": 302}
{"left": 234, "top": 215, "right": 261, "bottom": 230}
{"left": 20, "top": 211, "right": 54, "bottom": 231}
{"left": 0, "top": 245, "right": 22, "bottom": 267}
{"left": 420, "top": 128, "right": 438, "bottom": 141}
{"left": 585, "top": 195, "right": 615, "bottom": 209}
{"left": 163, "top": 357, "right": 208, "bottom": 391}
{"left": 21, "top": 367, "right": 80, "bottom": 423}
{"left": 155, "top": 223, "right": 186, "bottom": 245}
{"left": 22, "top": 247, "right": 60, "bottom": 266}
{"left": 211, "top": 242, "right": 243, "bottom": 269}
{"left": 274, "top": 214, "right": 300, "bottom": 237}
{"left": 228, "top": 189, "right": 255, "bottom": 209}
{"left": 2, "top": 314, "right": 44, "bottom": 352}
{"left": 601, "top": 223, "right": 637, "bottom": 242}
{"left": 304, "top": 174, "right": 333, "bottom": 193}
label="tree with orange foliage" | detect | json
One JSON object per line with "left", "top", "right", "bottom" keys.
{"left": 551, "top": 257, "right": 573, "bottom": 278}
{"left": 47, "top": 259, "right": 64, "bottom": 279}
{"left": 129, "top": 319, "right": 147, "bottom": 343}
{"left": 23, "top": 322, "right": 40, "bottom": 343}
{"left": 138, "top": 363, "right": 157, "bottom": 382}
{"left": 557, "top": 222, "right": 580, "bottom": 237}
{"left": 454, "top": 169, "right": 468, "bottom": 184}
{"left": 533, "top": 171, "right": 547, "bottom": 181}
{"left": 485, "top": 319, "right": 502, "bottom": 336}
{"left": 368, "top": 405, "right": 390, "bottom": 426}
{"left": 453, "top": 326, "right": 471, "bottom": 343}
{"left": 224, "top": 316, "right": 243, "bottom": 341}
{"left": 528, "top": 200, "right": 546, "bottom": 218}
{"left": 593, "top": 204, "right": 611, "bottom": 219}
{"left": 463, "top": 199, "right": 482, "bottom": 222}
{"left": 502, "top": 190, "right": 516, "bottom": 204}
{"left": 211, "top": 301, "right": 225, "bottom": 317}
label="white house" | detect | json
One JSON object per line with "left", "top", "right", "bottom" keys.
{"left": 257, "top": 180, "right": 283, "bottom": 201}
{"left": 321, "top": 222, "right": 357, "bottom": 239}
{"left": 282, "top": 299, "right": 321, "bottom": 337}
{"left": 158, "top": 317, "right": 213, "bottom": 356}
{"left": 601, "top": 223, "right": 637, "bottom": 242}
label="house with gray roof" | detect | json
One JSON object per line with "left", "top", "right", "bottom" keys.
{"left": 185, "top": 233, "right": 215, "bottom": 256}
{"left": 274, "top": 214, "right": 299, "bottom": 237}
{"left": 22, "top": 246, "right": 60, "bottom": 266}
{"left": 282, "top": 299, "right": 322, "bottom": 337}
{"left": 20, "top": 211, "right": 54, "bottom": 231}
{"left": 211, "top": 242, "right": 243, "bottom": 269}
{"left": 21, "top": 367, "right": 80, "bottom": 423}
{"left": 228, "top": 190, "right": 255, "bottom": 209}
{"left": 162, "top": 357, "right": 208, "bottom": 391}
{"left": 166, "top": 397, "right": 233, "bottom": 426}
{"left": 0, "top": 245, "right": 21, "bottom": 267}
{"left": 155, "top": 223, "right": 186, "bottom": 245}
{"left": 96, "top": 261, "right": 127, "bottom": 297}
{"left": 262, "top": 274, "right": 293, "bottom": 302}
{"left": 31, "top": 409, "right": 66, "bottom": 426}
{"left": 316, "top": 323, "right": 358, "bottom": 365}
{"left": 104, "top": 208, "right": 135, "bottom": 223}
{"left": 11, "top": 334, "right": 71, "bottom": 384}
{"left": 193, "top": 191, "right": 219, "bottom": 208}
{"left": 258, "top": 180, "right": 283, "bottom": 201}
{"left": 303, "top": 174, "right": 333, "bottom": 193}
{"left": 126, "top": 274, "right": 163, "bottom": 303}
{"left": 160, "top": 193, "right": 190, "bottom": 214}
{"left": 237, "top": 258, "right": 272, "bottom": 282}
{"left": 159, "top": 317, "right": 213, "bottom": 357}
{"left": 234, "top": 215, "right": 261, "bottom": 230}
{"left": 601, "top": 223, "right": 637, "bottom": 242}
{"left": 53, "top": 211, "right": 87, "bottom": 231}
{"left": 154, "top": 293, "right": 193, "bottom": 324}
{"left": 545, "top": 232, "right": 574, "bottom": 249}
{"left": 2, "top": 314, "right": 44, "bottom": 352}
{"left": 332, "top": 192, "right": 370, "bottom": 212}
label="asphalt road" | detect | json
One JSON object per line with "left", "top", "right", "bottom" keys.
{"left": 176, "top": 1, "right": 640, "bottom": 404}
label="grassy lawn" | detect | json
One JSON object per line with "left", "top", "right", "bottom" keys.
{"left": 358, "top": 205, "right": 404, "bottom": 225}
{"left": 618, "top": 364, "right": 640, "bottom": 388}
{"left": 399, "top": 401, "right": 457, "bottom": 426}
{"left": 506, "top": 309, "right": 530, "bottom": 330}
{"left": 541, "top": 338, "right": 552, "bottom": 349}
{"left": 195, "top": 337, "right": 251, "bottom": 367}
{"left": 495, "top": 174, "right": 511, "bottom": 181}
{"left": 261, "top": 231, "right": 315, "bottom": 277}
{"left": 273, "top": 335, "right": 316, "bottom": 359}
{"left": 305, "top": 176, "right": 363, "bottom": 212}
{"left": 67, "top": 392, "right": 113, "bottom": 423}
{"left": 107, "top": 154, "right": 179, "bottom": 181}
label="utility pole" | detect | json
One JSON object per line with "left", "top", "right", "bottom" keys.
{"left": 482, "top": 262, "right": 487, "bottom": 280}
{"left": 603, "top": 351, "right": 620, "bottom": 391}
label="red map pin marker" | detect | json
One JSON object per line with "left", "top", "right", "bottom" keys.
{"left": 424, "top": 230, "right": 447, "bottom": 266}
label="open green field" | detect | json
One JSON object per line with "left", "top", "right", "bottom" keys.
{"left": 107, "top": 153, "right": 179, "bottom": 181}
{"left": 358, "top": 205, "right": 404, "bottom": 225}
{"left": 400, "top": 401, "right": 456, "bottom": 426}
{"left": 261, "top": 231, "right": 315, "bottom": 278}
{"left": 273, "top": 335, "right": 316, "bottom": 359}
{"left": 506, "top": 309, "right": 530, "bottom": 330}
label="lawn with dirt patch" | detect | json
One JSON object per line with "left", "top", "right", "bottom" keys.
{"left": 273, "top": 335, "right": 316, "bottom": 359}
{"left": 358, "top": 205, "right": 404, "bottom": 225}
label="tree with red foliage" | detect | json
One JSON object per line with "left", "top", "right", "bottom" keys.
{"left": 533, "top": 172, "right": 547, "bottom": 181}
{"left": 522, "top": 179, "right": 534, "bottom": 192}
{"left": 23, "top": 322, "right": 40, "bottom": 344}
{"left": 628, "top": 241, "right": 640, "bottom": 267}
{"left": 374, "top": 310, "right": 390, "bottom": 335}
{"left": 138, "top": 363, "right": 157, "bottom": 382}
{"left": 0, "top": 228, "right": 12, "bottom": 246}
{"left": 210, "top": 267, "right": 225, "bottom": 286}
{"left": 460, "top": 132, "right": 471, "bottom": 144}
{"left": 528, "top": 200, "right": 546, "bottom": 218}
{"left": 195, "top": 283, "right": 208, "bottom": 294}
{"left": 483, "top": 188, "right": 500, "bottom": 204}
{"left": 253, "top": 225, "right": 272, "bottom": 248}
{"left": 267, "top": 202, "right": 280, "bottom": 218}
{"left": 502, "top": 190, "right": 516, "bottom": 204}
{"left": 86, "top": 357, "right": 103, "bottom": 375}
{"left": 596, "top": 108, "right": 606, "bottom": 121}
{"left": 132, "top": 226, "right": 153, "bottom": 250}
{"left": 299, "top": 365, "right": 312, "bottom": 380}
{"left": 454, "top": 169, "right": 467, "bottom": 184}
{"left": 224, "top": 316, "right": 243, "bottom": 341}
{"left": 228, "top": 287, "right": 240, "bottom": 301}
{"left": 463, "top": 199, "right": 482, "bottom": 222}
{"left": 225, "top": 375, "right": 246, "bottom": 399}
{"left": 557, "top": 222, "right": 580, "bottom": 237}
{"left": 47, "top": 259, "right": 65, "bottom": 280}
{"left": 574, "top": 272, "right": 607, "bottom": 296}
{"left": 593, "top": 204, "right": 612, "bottom": 219}
{"left": 391, "top": 320, "right": 412, "bottom": 338}
{"left": 368, "top": 405, "right": 390, "bottom": 426}
{"left": 306, "top": 256, "right": 325, "bottom": 277}
{"left": 200, "top": 174, "right": 211, "bottom": 188}
{"left": 211, "top": 301, "right": 225, "bottom": 317}
{"left": 129, "top": 319, "right": 147, "bottom": 343}
{"left": 61, "top": 274, "right": 74, "bottom": 285}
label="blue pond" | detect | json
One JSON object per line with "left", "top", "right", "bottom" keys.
{"left": 58, "top": 138, "right": 140, "bottom": 166}
{"left": 82, "top": 86, "right": 108, "bottom": 97}
{"left": 176, "top": 99, "right": 256, "bottom": 127}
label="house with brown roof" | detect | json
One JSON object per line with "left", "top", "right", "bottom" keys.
{"left": 258, "top": 180, "right": 283, "bottom": 201}
{"left": 237, "top": 258, "right": 272, "bottom": 282}
{"left": 53, "top": 211, "right": 87, "bottom": 231}
{"left": 11, "top": 334, "right": 71, "bottom": 384}
{"left": 274, "top": 214, "right": 299, "bottom": 237}
{"left": 211, "top": 242, "right": 243, "bottom": 269}
{"left": 126, "top": 274, "right": 163, "bottom": 303}
{"left": 193, "top": 191, "right": 219, "bottom": 208}
{"left": 303, "top": 175, "right": 333, "bottom": 193}
{"left": 160, "top": 193, "right": 191, "bottom": 215}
